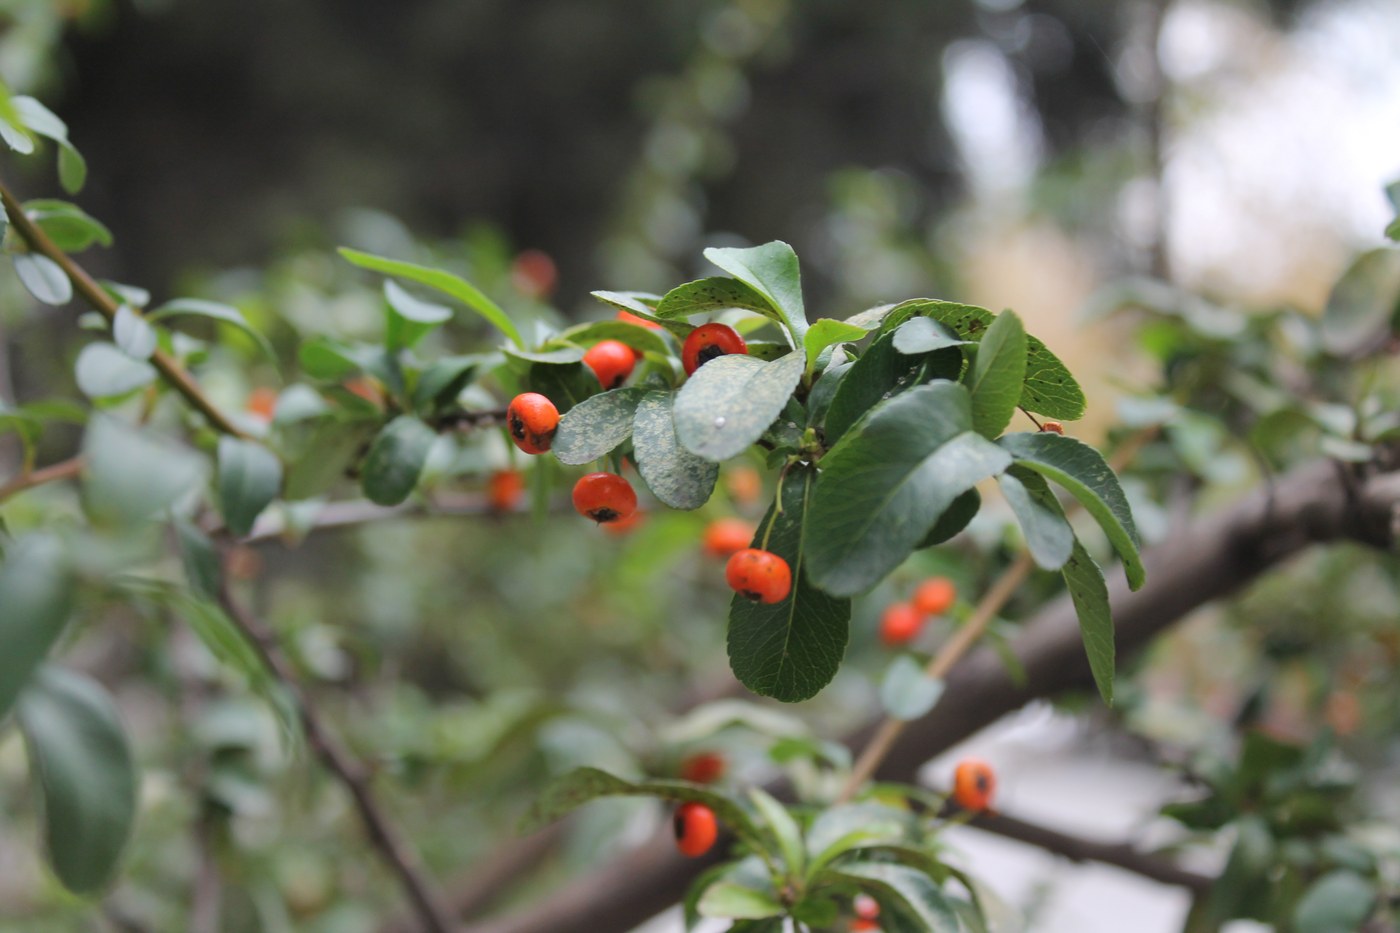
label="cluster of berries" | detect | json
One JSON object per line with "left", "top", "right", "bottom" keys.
{"left": 502, "top": 316, "right": 795, "bottom": 604}
{"left": 878, "top": 576, "right": 957, "bottom": 646}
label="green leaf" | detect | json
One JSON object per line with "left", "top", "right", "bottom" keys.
{"left": 0, "top": 536, "right": 75, "bottom": 721}
{"left": 12, "top": 97, "right": 86, "bottom": 194}
{"left": 1319, "top": 248, "right": 1400, "bottom": 355}
{"left": 217, "top": 437, "right": 283, "bottom": 537}
{"left": 807, "top": 383, "right": 1012, "bottom": 596}
{"left": 551, "top": 387, "right": 645, "bottom": 465}
{"left": 1061, "top": 539, "right": 1115, "bottom": 706}
{"left": 727, "top": 466, "right": 851, "bottom": 702}
{"left": 16, "top": 665, "right": 137, "bottom": 895}
{"left": 632, "top": 390, "right": 718, "bottom": 509}
{"left": 892, "top": 317, "right": 968, "bottom": 355}
{"left": 147, "top": 298, "right": 277, "bottom": 361}
{"left": 13, "top": 253, "right": 73, "bottom": 305}
{"left": 298, "top": 337, "right": 380, "bottom": 381}
{"left": 57, "top": 144, "right": 86, "bottom": 195}
{"left": 824, "top": 863, "right": 960, "bottom": 932}
{"left": 703, "top": 241, "right": 808, "bottom": 342}
{"left": 880, "top": 655, "right": 945, "bottom": 721}
{"left": 1293, "top": 871, "right": 1376, "bottom": 933}
{"left": 998, "top": 432, "right": 1144, "bottom": 589}
{"left": 655, "top": 276, "right": 776, "bottom": 320}
{"left": 0, "top": 97, "right": 34, "bottom": 153}
{"left": 806, "top": 802, "right": 913, "bottom": 875}
{"left": 749, "top": 787, "right": 804, "bottom": 877}
{"left": 803, "top": 318, "right": 871, "bottom": 370}
{"left": 173, "top": 518, "right": 222, "bottom": 602}
{"left": 82, "top": 416, "right": 205, "bottom": 526}
{"left": 112, "top": 306, "right": 157, "bottom": 361}
{"left": 503, "top": 345, "right": 585, "bottom": 366}
{"left": 74, "top": 343, "right": 157, "bottom": 398}
{"left": 411, "top": 354, "right": 482, "bottom": 413}
{"left": 916, "top": 488, "right": 981, "bottom": 549}
{"left": 359, "top": 416, "right": 437, "bottom": 506}
{"left": 590, "top": 291, "right": 691, "bottom": 339}
{"left": 821, "top": 330, "right": 959, "bottom": 445}
{"left": 674, "top": 351, "right": 805, "bottom": 461}
{"left": 696, "top": 882, "right": 785, "bottom": 920}
{"left": 23, "top": 200, "right": 112, "bottom": 252}
{"left": 966, "top": 309, "right": 1026, "bottom": 438}
{"left": 528, "top": 361, "right": 599, "bottom": 414}
{"left": 384, "top": 280, "right": 452, "bottom": 350}
{"left": 558, "top": 320, "right": 672, "bottom": 360}
{"left": 520, "top": 766, "right": 764, "bottom": 851}
{"left": 997, "top": 468, "right": 1073, "bottom": 571}
{"left": 338, "top": 247, "right": 524, "bottom": 348}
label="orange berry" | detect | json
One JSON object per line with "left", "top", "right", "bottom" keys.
{"left": 702, "top": 518, "right": 755, "bottom": 559}
{"left": 679, "top": 752, "right": 726, "bottom": 784}
{"left": 725, "top": 548, "right": 791, "bottom": 604}
{"left": 510, "top": 249, "right": 557, "bottom": 299}
{"left": 601, "top": 509, "right": 644, "bottom": 535}
{"left": 506, "top": 392, "right": 560, "bottom": 455}
{"left": 571, "top": 472, "right": 638, "bottom": 524}
{"left": 850, "top": 921, "right": 880, "bottom": 932}
{"left": 854, "top": 894, "right": 880, "bottom": 920}
{"left": 487, "top": 469, "right": 525, "bottom": 512}
{"left": 673, "top": 802, "right": 719, "bottom": 858}
{"left": 912, "top": 577, "right": 956, "bottom": 616}
{"left": 682, "top": 323, "right": 747, "bottom": 376}
{"left": 879, "top": 603, "right": 924, "bottom": 646}
{"left": 343, "top": 376, "right": 384, "bottom": 406}
{"left": 582, "top": 339, "right": 637, "bottom": 389}
{"left": 246, "top": 387, "right": 278, "bottom": 421}
{"left": 1041, "top": 421, "right": 1064, "bottom": 434}
{"left": 616, "top": 309, "right": 663, "bottom": 331}
{"left": 952, "top": 758, "right": 996, "bottom": 812}
{"left": 725, "top": 466, "right": 762, "bottom": 507}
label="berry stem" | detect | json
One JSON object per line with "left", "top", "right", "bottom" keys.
{"left": 1018, "top": 406, "right": 1045, "bottom": 431}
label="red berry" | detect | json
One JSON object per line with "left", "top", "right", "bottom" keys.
{"left": 682, "top": 323, "right": 747, "bottom": 376}
{"left": 344, "top": 376, "right": 384, "bottom": 407}
{"left": 583, "top": 339, "right": 637, "bottom": 389}
{"left": 616, "top": 309, "right": 663, "bottom": 331}
{"left": 510, "top": 249, "right": 557, "bottom": 299}
{"left": 850, "top": 921, "right": 880, "bottom": 933}
{"left": 912, "top": 577, "right": 956, "bottom": 616}
{"left": 673, "top": 802, "right": 719, "bottom": 858}
{"left": 506, "top": 392, "right": 560, "bottom": 455}
{"left": 572, "top": 472, "right": 638, "bottom": 524}
{"left": 854, "top": 894, "right": 880, "bottom": 920}
{"left": 879, "top": 603, "right": 924, "bottom": 646}
{"left": 487, "top": 469, "right": 525, "bottom": 512}
{"left": 952, "top": 758, "right": 996, "bottom": 812}
{"left": 702, "top": 518, "right": 756, "bottom": 559}
{"left": 1041, "top": 420, "right": 1064, "bottom": 434}
{"left": 246, "top": 387, "right": 278, "bottom": 422}
{"left": 725, "top": 548, "right": 791, "bottom": 604}
{"left": 679, "top": 752, "right": 726, "bottom": 784}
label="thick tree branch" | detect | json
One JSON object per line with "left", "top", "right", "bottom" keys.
{"left": 216, "top": 574, "right": 458, "bottom": 933}
{"left": 0, "top": 178, "right": 246, "bottom": 438}
{"left": 460, "top": 457, "right": 1399, "bottom": 933}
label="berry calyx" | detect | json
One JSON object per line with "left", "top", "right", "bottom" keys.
{"left": 673, "top": 802, "right": 719, "bottom": 858}
{"left": 702, "top": 518, "right": 756, "bottom": 559}
{"left": 879, "top": 602, "right": 924, "bottom": 646}
{"left": 682, "top": 323, "right": 748, "bottom": 376}
{"left": 952, "top": 758, "right": 996, "bottom": 812}
{"left": 583, "top": 339, "right": 637, "bottom": 389}
{"left": 506, "top": 392, "right": 560, "bottom": 455}
{"left": 487, "top": 469, "right": 525, "bottom": 512}
{"left": 572, "top": 472, "right": 638, "bottom": 524}
{"left": 912, "top": 577, "right": 956, "bottom": 616}
{"left": 725, "top": 548, "right": 792, "bottom": 604}
{"left": 679, "top": 751, "right": 726, "bottom": 784}
{"left": 1041, "top": 420, "right": 1064, "bottom": 434}
{"left": 616, "top": 309, "right": 663, "bottom": 331}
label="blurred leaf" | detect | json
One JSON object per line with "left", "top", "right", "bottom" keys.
{"left": 23, "top": 200, "right": 112, "bottom": 252}
{"left": 552, "top": 387, "right": 644, "bottom": 466}
{"left": 728, "top": 466, "right": 850, "bottom": 702}
{"left": 74, "top": 343, "right": 157, "bottom": 398}
{"left": 696, "top": 881, "right": 785, "bottom": 920}
{"left": 997, "top": 468, "right": 1073, "bottom": 571}
{"left": 822, "top": 863, "right": 959, "bottom": 932}
{"left": 338, "top": 247, "right": 524, "bottom": 348}
{"left": 1061, "top": 538, "right": 1115, "bottom": 706}
{"left": 359, "top": 416, "right": 436, "bottom": 506}
{"left": 1319, "top": 248, "right": 1400, "bottom": 355}
{"left": 662, "top": 699, "right": 807, "bottom": 745}
{"left": 807, "top": 383, "right": 1010, "bottom": 596}
{"left": 112, "top": 306, "right": 157, "bottom": 361}
{"left": 12, "top": 97, "right": 85, "bottom": 193}
{"left": 880, "top": 656, "right": 945, "bottom": 721}
{"left": 173, "top": 517, "right": 221, "bottom": 601}
{"left": 632, "top": 390, "right": 718, "bottom": 509}
{"left": 1204, "top": 815, "right": 1275, "bottom": 924}
{"left": 1293, "top": 871, "right": 1375, "bottom": 933}
{"left": 13, "top": 253, "right": 72, "bottom": 305}
{"left": 966, "top": 309, "right": 1026, "bottom": 438}
{"left": 674, "top": 351, "right": 805, "bottom": 461}
{"left": 17, "top": 665, "right": 137, "bottom": 895}
{"left": 892, "top": 317, "right": 968, "bottom": 354}
{"left": 806, "top": 802, "right": 913, "bottom": 874}
{"left": 504, "top": 345, "right": 585, "bottom": 366}
{"left": 0, "top": 90, "right": 34, "bottom": 153}
{"left": 703, "top": 241, "right": 808, "bottom": 342}
{"left": 749, "top": 787, "right": 804, "bottom": 877}
{"left": 411, "top": 354, "right": 482, "bottom": 413}
{"left": 148, "top": 298, "right": 277, "bottom": 361}
{"left": 218, "top": 437, "right": 283, "bottom": 536}
{"left": 0, "top": 535, "right": 75, "bottom": 721}
{"left": 384, "top": 280, "right": 452, "bottom": 350}
{"left": 82, "top": 416, "right": 204, "bottom": 526}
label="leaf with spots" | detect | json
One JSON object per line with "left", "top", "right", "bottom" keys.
{"left": 632, "top": 390, "right": 718, "bottom": 509}
{"left": 703, "top": 241, "right": 809, "bottom": 343}
{"left": 655, "top": 277, "right": 775, "bottom": 321}
{"left": 728, "top": 465, "right": 851, "bottom": 702}
{"left": 552, "top": 387, "right": 645, "bottom": 465}
{"left": 673, "top": 351, "right": 806, "bottom": 462}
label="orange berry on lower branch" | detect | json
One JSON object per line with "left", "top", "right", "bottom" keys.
{"left": 952, "top": 758, "right": 996, "bottom": 812}
{"left": 702, "top": 518, "right": 756, "bottom": 558}
{"left": 879, "top": 603, "right": 924, "bottom": 646}
{"left": 725, "top": 548, "right": 791, "bottom": 604}
{"left": 487, "top": 469, "right": 525, "bottom": 511}
{"left": 912, "top": 577, "right": 956, "bottom": 616}
{"left": 616, "top": 309, "right": 663, "bottom": 330}
{"left": 571, "top": 472, "right": 637, "bottom": 524}
{"left": 506, "top": 392, "right": 559, "bottom": 455}
{"left": 673, "top": 802, "right": 719, "bottom": 858}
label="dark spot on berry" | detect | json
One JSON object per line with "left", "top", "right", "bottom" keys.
{"left": 697, "top": 344, "right": 725, "bottom": 367}
{"left": 509, "top": 413, "right": 526, "bottom": 440}
{"left": 590, "top": 508, "right": 620, "bottom": 523}
{"left": 673, "top": 811, "right": 686, "bottom": 840}
{"left": 740, "top": 588, "right": 761, "bottom": 601}
{"left": 975, "top": 773, "right": 989, "bottom": 792}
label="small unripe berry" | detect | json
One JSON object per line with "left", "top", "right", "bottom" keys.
{"left": 725, "top": 548, "right": 791, "bottom": 604}
{"left": 673, "top": 802, "right": 719, "bottom": 858}
{"left": 572, "top": 472, "right": 638, "bottom": 524}
{"left": 487, "top": 469, "right": 525, "bottom": 512}
{"left": 879, "top": 603, "right": 924, "bottom": 646}
{"left": 583, "top": 339, "right": 637, "bottom": 389}
{"left": 1041, "top": 421, "right": 1064, "bottom": 434}
{"left": 702, "top": 518, "right": 756, "bottom": 559}
{"left": 952, "top": 758, "right": 996, "bottom": 812}
{"left": 912, "top": 577, "right": 956, "bottom": 616}
{"left": 679, "top": 751, "right": 726, "bottom": 784}
{"left": 616, "top": 309, "right": 663, "bottom": 331}
{"left": 506, "top": 393, "right": 559, "bottom": 455}
{"left": 682, "top": 323, "right": 747, "bottom": 376}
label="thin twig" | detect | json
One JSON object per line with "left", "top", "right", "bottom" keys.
{"left": 0, "top": 454, "right": 83, "bottom": 503}
{"left": 0, "top": 177, "right": 245, "bottom": 438}
{"left": 215, "top": 572, "right": 458, "bottom": 933}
